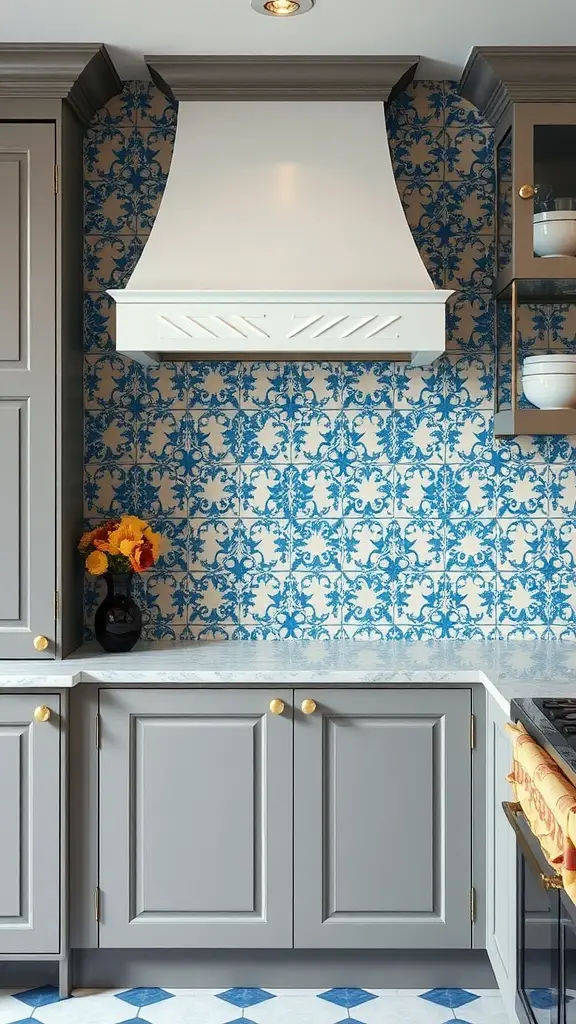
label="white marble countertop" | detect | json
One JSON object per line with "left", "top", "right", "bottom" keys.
{"left": 1, "top": 639, "right": 576, "bottom": 712}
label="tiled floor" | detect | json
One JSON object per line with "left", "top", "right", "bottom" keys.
{"left": 0, "top": 986, "right": 510, "bottom": 1024}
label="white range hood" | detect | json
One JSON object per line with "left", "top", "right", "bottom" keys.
{"left": 109, "top": 58, "right": 452, "bottom": 366}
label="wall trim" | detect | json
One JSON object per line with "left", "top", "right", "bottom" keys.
{"left": 0, "top": 44, "right": 122, "bottom": 126}
{"left": 460, "top": 46, "right": 576, "bottom": 128}
{"left": 146, "top": 55, "right": 419, "bottom": 102}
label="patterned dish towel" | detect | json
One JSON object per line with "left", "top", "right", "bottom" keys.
{"left": 506, "top": 720, "right": 576, "bottom": 901}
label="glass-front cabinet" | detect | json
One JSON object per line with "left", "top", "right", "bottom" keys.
{"left": 461, "top": 47, "right": 576, "bottom": 435}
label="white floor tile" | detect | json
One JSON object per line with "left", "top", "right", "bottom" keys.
{"left": 38, "top": 991, "right": 137, "bottom": 1024}
{"left": 144, "top": 994, "right": 243, "bottom": 1024}
{"left": 249, "top": 994, "right": 348, "bottom": 1024}
{"left": 0, "top": 995, "right": 36, "bottom": 1024}
{"left": 454, "top": 998, "right": 510, "bottom": 1024}
{"left": 351, "top": 996, "right": 456, "bottom": 1024}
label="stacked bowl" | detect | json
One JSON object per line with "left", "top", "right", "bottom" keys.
{"left": 522, "top": 353, "right": 576, "bottom": 410}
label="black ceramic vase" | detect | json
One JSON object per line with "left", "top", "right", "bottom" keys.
{"left": 94, "top": 572, "right": 142, "bottom": 653}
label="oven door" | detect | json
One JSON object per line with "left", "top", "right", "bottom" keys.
{"left": 503, "top": 801, "right": 562, "bottom": 1024}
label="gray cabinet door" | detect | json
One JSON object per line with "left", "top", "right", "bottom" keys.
{"left": 0, "top": 123, "right": 56, "bottom": 658}
{"left": 0, "top": 694, "right": 60, "bottom": 953}
{"left": 486, "top": 695, "right": 518, "bottom": 1019}
{"left": 294, "top": 688, "right": 472, "bottom": 948}
{"left": 99, "top": 688, "right": 293, "bottom": 948}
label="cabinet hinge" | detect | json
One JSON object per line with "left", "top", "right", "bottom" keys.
{"left": 95, "top": 713, "right": 101, "bottom": 750}
{"left": 53, "top": 590, "right": 59, "bottom": 621}
{"left": 470, "top": 886, "right": 476, "bottom": 923}
{"left": 470, "top": 713, "right": 476, "bottom": 750}
{"left": 53, "top": 164, "right": 59, "bottom": 195}
{"left": 94, "top": 886, "right": 101, "bottom": 923}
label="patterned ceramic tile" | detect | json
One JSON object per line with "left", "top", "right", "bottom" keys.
{"left": 82, "top": 81, "right": 576, "bottom": 639}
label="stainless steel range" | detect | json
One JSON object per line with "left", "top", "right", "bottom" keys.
{"left": 509, "top": 698, "right": 576, "bottom": 1024}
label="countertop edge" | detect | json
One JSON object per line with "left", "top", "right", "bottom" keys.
{"left": 0, "top": 665, "right": 515, "bottom": 713}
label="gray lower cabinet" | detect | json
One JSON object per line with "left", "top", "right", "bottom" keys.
{"left": 486, "top": 694, "right": 518, "bottom": 1021}
{"left": 0, "top": 694, "right": 60, "bottom": 954}
{"left": 293, "top": 688, "right": 473, "bottom": 948}
{"left": 98, "top": 688, "right": 293, "bottom": 948}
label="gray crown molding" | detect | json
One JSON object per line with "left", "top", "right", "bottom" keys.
{"left": 0, "top": 44, "right": 122, "bottom": 126}
{"left": 460, "top": 46, "right": 576, "bottom": 127}
{"left": 146, "top": 55, "right": 419, "bottom": 102}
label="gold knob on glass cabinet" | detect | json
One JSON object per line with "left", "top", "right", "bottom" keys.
{"left": 301, "top": 698, "right": 317, "bottom": 715}
{"left": 518, "top": 184, "right": 536, "bottom": 200}
{"left": 33, "top": 705, "right": 51, "bottom": 724}
{"left": 269, "top": 698, "right": 285, "bottom": 716}
{"left": 33, "top": 635, "right": 49, "bottom": 652}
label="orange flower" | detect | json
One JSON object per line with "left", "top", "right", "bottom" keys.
{"left": 143, "top": 526, "right": 161, "bottom": 561}
{"left": 130, "top": 539, "right": 156, "bottom": 572}
{"left": 99, "top": 517, "right": 146, "bottom": 556}
{"left": 78, "top": 521, "right": 119, "bottom": 553}
{"left": 86, "top": 550, "right": 108, "bottom": 575}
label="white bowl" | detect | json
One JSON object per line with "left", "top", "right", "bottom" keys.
{"left": 534, "top": 210, "right": 576, "bottom": 257}
{"left": 524, "top": 353, "right": 576, "bottom": 366}
{"left": 523, "top": 361, "right": 576, "bottom": 377}
{"left": 522, "top": 371, "right": 576, "bottom": 409}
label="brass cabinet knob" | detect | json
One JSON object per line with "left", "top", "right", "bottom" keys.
{"left": 301, "top": 698, "right": 317, "bottom": 715}
{"left": 269, "top": 698, "right": 285, "bottom": 716}
{"left": 33, "top": 705, "right": 51, "bottom": 723}
{"left": 518, "top": 184, "right": 536, "bottom": 200}
{"left": 33, "top": 635, "right": 49, "bottom": 652}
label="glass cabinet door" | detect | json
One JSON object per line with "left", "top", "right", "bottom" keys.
{"left": 497, "top": 129, "right": 513, "bottom": 277}
{"left": 503, "top": 106, "right": 576, "bottom": 294}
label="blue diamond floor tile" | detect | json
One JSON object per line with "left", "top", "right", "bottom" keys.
{"left": 115, "top": 987, "right": 174, "bottom": 1008}
{"left": 9, "top": 1019, "right": 38, "bottom": 1024}
{"left": 528, "top": 989, "right": 559, "bottom": 1009}
{"left": 118, "top": 1020, "right": 152, "bottom": 1024}
{"left": 217, "top": 988, "right": 275, "bottom": 1008}
{"left": 318, "top": 988, "right": 378, "bottom": 1009}
{"left": 224, "top": 1020, "right": 258, "bottom": 1024}
{"left": 420, "top": 988, "right": 480, "bottom": 1009}
{"left": 13, "top": 985, "right": 63, "bottom": 1008}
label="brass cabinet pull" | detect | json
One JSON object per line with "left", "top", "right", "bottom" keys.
{"left": 33, "top": 705, "right": 51, "bottom": 724}
{"left": 518, "top": 184, "right": 536, "bottom": 200}
{"left": 33, "top": 635, "right": 49, "bottom": 652}
{"left": 502, "top": 801, "right": 563, "bottom": 891}
{"left": 301, "top": 698, "right": 317, "bottom": 715}
{"left": 269, "top": 699, "right": 285, "bottom": 716}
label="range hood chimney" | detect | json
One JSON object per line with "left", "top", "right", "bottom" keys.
{"left": 109, "top": 57, "right": 452, "bottom": 366}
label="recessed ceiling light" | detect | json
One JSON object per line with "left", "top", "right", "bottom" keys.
{"left": 251, "top": 0, "right": 315, "bottom": 15}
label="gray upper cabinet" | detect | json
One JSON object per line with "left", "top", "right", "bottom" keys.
{"left": 0, "top": 694, "right": 60, "bottom": 954}
{"left": 0, "top": 47, "right": 121, "bottom": 659}
{"left": 0, "top": 124, "right": 56, "bottom": 658}
{"left": 98, "top": 688, "right": 293, "bottom": 948}
{"left": 293, "top": 689, "right": 472, "bottom": 948}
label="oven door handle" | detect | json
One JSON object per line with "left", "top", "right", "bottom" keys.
{"left": 502, "top": 801, "right": 564, "bottom": 891}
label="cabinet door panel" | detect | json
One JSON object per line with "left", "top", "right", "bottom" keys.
{"left": 486, "top": 695, "right": 517, "bottom": 1015}
{"left": 0, "top": 694, "right": 60, "bottom": 953}
{"left": 99, "top": 689, "right": 293, "bottom": 948}
{"left": 294, "top": 688, "right": 472, "bottom": 948}
{"left": 0, "top": 124, "right": 56, "bottom": 658}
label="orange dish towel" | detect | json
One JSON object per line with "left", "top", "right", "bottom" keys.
{"left": 506, "top": 721, "right": 576, "bottom": 901}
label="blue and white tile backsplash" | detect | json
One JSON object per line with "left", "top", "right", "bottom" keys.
{"left": 83, "top": 81, "right": 576, "bottom": 641}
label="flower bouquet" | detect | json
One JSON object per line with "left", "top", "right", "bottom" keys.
{"left": 79, "top": 516, "right": 162, "bottom": 653}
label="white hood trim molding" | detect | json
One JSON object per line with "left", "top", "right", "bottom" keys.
{"left": 110, "top": 57, "right": 452, "bottom": 366}
{"left": 110, "top": 290, "right": 451, "bottom": 368}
